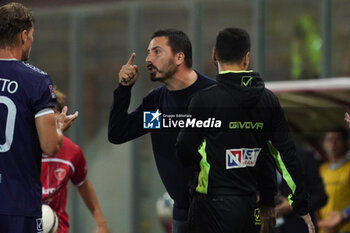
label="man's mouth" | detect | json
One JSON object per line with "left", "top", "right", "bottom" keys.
{"left": 147, "top": 64, "right": 157, "bottom": 73}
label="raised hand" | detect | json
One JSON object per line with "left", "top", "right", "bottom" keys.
{"left": 119, "top": 52, "right": 139, "bottom": 86}
{"left": 317, "top": 211, "right": 346, "bottom": 232}
{"left": 57, "top": 106, "right": 78, "bottom": 132}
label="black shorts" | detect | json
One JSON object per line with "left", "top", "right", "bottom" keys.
{"left": 0, "top": 214, "right": 43, "bottom": 233}
{"left": 188, "top": 193, "right": 260, "bottom": 233}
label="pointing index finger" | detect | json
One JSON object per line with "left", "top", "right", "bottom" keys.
{"left": 127, "top": 52, "right": 136, "bottom": 65}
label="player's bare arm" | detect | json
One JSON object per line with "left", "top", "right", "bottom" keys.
{"left": 259, "top": 205, "right": 276, "bottom": 233}
{"left": 78, "top": 179, "right": 108, "bottom": 233}
{"left": 36, "top": 106, "right": 78, "bottom": 156}
{"left": 301, "top": 214, "right": 316, "bottom": 233}
{"left": 317, "top": 211, "right": 347, "bottom": 231}
{"left": 119, "top": 52, "right": 139, "bottom": 86}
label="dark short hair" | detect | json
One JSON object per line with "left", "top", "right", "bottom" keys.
{"left": 215, "top": 27, "right": 251, "bottom": 64}
{"left": 152, "top": 29, "right": 192, "bottom": 68}
{"left": 324, "top": 127, "right": 349, "bottom": 141}
{"left": 0, "top": 2, "right": 34, "bottom": 48}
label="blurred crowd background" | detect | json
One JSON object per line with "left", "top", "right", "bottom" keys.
{"left": 0, "top": 0, "right": 349, "bottom": 232}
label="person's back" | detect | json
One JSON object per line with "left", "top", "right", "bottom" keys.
{"left": 180, "top": 72, "right": 286, "bottom": 196}
{"left": 176, "top": 27, "right": 315, "bottom": 233}
{"left": 0, "top": 60, "right": 56, "bottom": 216}
{"left": 0, "top": 3, "right": 77, "bottom": 232}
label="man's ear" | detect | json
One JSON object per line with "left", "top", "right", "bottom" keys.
{"left": 212, "top": 48, "right": 217, "bottom": 63}
{"left": 212, "top": 48, "right": 218, "bottom": 67}
{"left": 20, "top": 30, "right": 28, "bottom": 44}
{"left": 175, "top": 52, "right": 185, "bottom": 66}
{"left": 243, "top": 51, "right": 250, "bottom": 69}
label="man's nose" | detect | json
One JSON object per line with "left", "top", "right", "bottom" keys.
{"left": 145, "top": 54, "right": 151, "bottom": 63}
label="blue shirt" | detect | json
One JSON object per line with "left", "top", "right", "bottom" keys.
{"left": 0, "top": 60, "right": 56, "bottom": 216}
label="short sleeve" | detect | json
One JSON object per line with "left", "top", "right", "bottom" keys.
{"left": 32, "top": 75, "right": 56, "bottom": 114}
{"left": 71, "top": 147, "right": 88, "bottom": 186}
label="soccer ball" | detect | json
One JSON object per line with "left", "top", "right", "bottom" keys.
{"left": 156, "top": 192, "right": 174, "bottom": 221}
{"left": 42, "top": 204, "right": 59, "bottom": 233}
